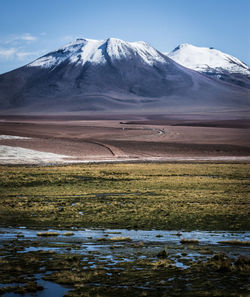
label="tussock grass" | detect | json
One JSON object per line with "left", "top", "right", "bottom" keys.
{"left": 110, "top": 236, "right": 131, "bottom": 241}
{"left": 37, "top": 232, "right": 59, "bottom": 237}
{"left": 152, "top": 259, "right": 174, "bottom": 269}
{"left": 180, "top": 238, "right": 199, "bottom": 244}
{"left": 97, "top": 236, "right": 131, "bottom": 242}
{"left": 218, "top": 240, "right": 250, "bottom": 246}
{"left": 63, "top": 232, "right": 74, "bottom": 236}
{"left": 0, "top": 163, "right": 249, "bottom": 230}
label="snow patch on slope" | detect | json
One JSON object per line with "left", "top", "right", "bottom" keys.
{"left": 30, "top": 56, "right": 60, "bottom": 68}
{"left": 131, "top": 40, "right": 166, "bottom": 65}
{"left": 29, "top": 39, "right": 86, "bottom": 68}
{"left": 167, "top": 44, "right": 250, "bottom": 75}
{"left": 106, "top": 38, "right": 166, "bottom": 65}
{"left": 72, "top": 39, "right": 105, "bottom": 64}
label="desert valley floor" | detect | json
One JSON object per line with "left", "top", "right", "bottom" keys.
{"left": 0, "top": 114, "right": 250, "bottom": 164}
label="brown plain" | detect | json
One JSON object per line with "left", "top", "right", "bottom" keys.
{"left": 0, "top": 114, "right": 249, "bottom": 162}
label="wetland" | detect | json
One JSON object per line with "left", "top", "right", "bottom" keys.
{"left": 0, "top": 163, "right": 249, "bottom": 296}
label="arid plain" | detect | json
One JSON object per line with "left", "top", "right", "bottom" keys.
{"left": 0, "top": 114, "right": 250, "bottom": 164}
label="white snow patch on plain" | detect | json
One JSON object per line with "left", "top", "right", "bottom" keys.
{"left": 0, "top": 135, "right": 31, "bottom": 140}
{"left": 1, "top": 145, "right": 249, "bottom": 165}
{"left": 0, "top": 145, "right": 71, "bottom": 164}
{"left": 167, "top": 44, "right": 250, "bottom": 75}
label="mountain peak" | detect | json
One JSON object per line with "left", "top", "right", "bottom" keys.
{"left": 168, "top": 43, "right": 249, "bottom": 74}
{"left": 106, "top": 37, "right": 124, "bottom": 43}
{"left": 173, "top": 43, "right": 192, "bottom": 52}
{"left": 167, "top": 43, "right": 250, "bottom": 88}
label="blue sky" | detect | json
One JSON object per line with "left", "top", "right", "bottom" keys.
{"left": 0, "top": 0, "right": 249, "bottom": 74}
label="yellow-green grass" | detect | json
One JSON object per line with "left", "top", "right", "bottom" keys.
{"left": 180, "top": 238, "right": 199, "bottom": 245}
{"left": 217, "top": 240, "right": 250, "bottom": 246}
{"left": 37, "top": 232, "right": 59, "bottom": 237}
{"left": 0, "top": 163, "right": 249, "bottom": 230}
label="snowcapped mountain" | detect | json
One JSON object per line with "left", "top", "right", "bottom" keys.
{"left": 0, "top": 38, "right": 249, "bottom": 113}
{"left": 167, "top": 44, "right": 250, "bottom": 88}
{"left": 29, "top": 38, "right": 167, "bottom": 68}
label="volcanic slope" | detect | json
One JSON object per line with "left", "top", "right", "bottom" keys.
{"left": 167, "top": 43, "right": 250, "bottom": 88}
{"left": 0, "top": 38, "right": 249, "bottom": 113}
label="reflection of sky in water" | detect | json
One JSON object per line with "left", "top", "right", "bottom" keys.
{"left": 1, "top": 227, "right": 249, "bottom": 244}
{"left": 2, "top": 279, "right": 69, "bottom": 297}
{"left": 1, "top": 227, "right": 249, "bottom": 267}
{"left": 1, "top": 227, "right": 249, "bottom": 268}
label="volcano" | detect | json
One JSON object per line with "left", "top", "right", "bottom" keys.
{"left": 167, "top": 43, "right": 250, "bottom": 89}
{"left": 0, "top": 38, "right": 249, "bottom": 113}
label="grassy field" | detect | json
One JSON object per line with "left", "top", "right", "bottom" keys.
{"left": 0, "top": 163, "right": 249, "bottom": 230}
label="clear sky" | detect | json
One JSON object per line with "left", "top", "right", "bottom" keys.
{"left": 0, "top": 0, "right": 249, "bottom": 74}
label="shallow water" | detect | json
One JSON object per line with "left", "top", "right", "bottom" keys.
{"left": 1, "top": 227, "right": 249, "bottom": 244}
{"left": 1, "top": 227, "right": 249, "bottom": 263}
{"left": 1, "top": 227, "right": 249, "bottom": 296}
{"left": 2, "top": 280, "right": 69, "bottom": 297}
